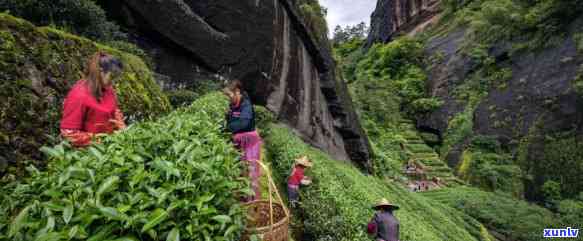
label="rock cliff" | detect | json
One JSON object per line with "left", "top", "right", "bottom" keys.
{"left": 367, "top": 0, "right": 583, "bottom": 200}
{"left": 366, "top": 0, "right": 440, "bottom": 47}
{"left": 420, "top": 19, "right": 583, "bottom": 199}
{"left": 99, "top": 0, "right": 373, "bottom": 169}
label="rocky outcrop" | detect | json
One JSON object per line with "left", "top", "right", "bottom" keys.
{"left": 419, "top": 17, "right": 583, "bottom": 199}
{"left": 99, "top": 0, "right": 373, "bottom": 170}
{"left": 366, "top": 0, "right": 440, "bottom": 47}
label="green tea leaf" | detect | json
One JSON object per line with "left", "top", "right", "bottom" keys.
{"left": 68, "top": 225, "right": 79, "bottom": 240}
{"left": 112, "top": 236, "right": 139, "bottom": 241}
{"left": 9, "top": 204, "right": 33, "bottom": 237}
{"left": 87, "top": 224, "right": 115, "bottom": 241}
{"left": 211, "top": 215, "right": 231, "bottom": 224}
{"left": 195, "top": 194, "right": 215, "bottom": 211}
{"left": 141, "top": 209, "right": 168, "bottom": 233}
{"left": 35, "top": 213, "right": 55, "bottom": 238}
{"left": 88, "top": 147, "right": 104, "bottom": 161}
{"left": 36, "top": 232, "right": 62, "bottom": 241}
{"left": 58, "top": 170, "right": 71, "bottom": 186}
{"left": 129, "top": 154, "right": 144, "bottom": 163}
{"left": 224, "top": 225, "right": 238, "bottom": 238}
{"left": 63, "top": 204, "right": 74, "bottom": 224}
{"left": 97, "top": 176, "right": 120, "bottom": 197}
{"left": 166, "top": 227, "right": 180, "bottom": 241}
{"left": 98, "top": 206, "right": 127, "bottom": 221}
{"left": 40, "top": 146, "right": 61, "bottom": 159}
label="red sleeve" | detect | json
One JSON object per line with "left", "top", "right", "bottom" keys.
{"left": 61, "top": 129, "right": 93, "bottom": 147}
{"left": 60, "top": 90, "right": 86, "bottom": 130}
{"left": 288, "top": 167, "right": 304, "bottom": 185}
{"left": 367, "top": 220, "right": 377, "bottom": 234}
{"left": 113, "top": 108, "right": 126, "bottom": 130}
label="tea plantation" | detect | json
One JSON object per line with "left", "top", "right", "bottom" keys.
{"left": 262, "top": 123, "right": 493, "bottom": 241}
{"left": 0, "top": 93, "right": 247, "bottom": 241}
{"left": 0, "top": 91, "right": 498, "bottom": 241}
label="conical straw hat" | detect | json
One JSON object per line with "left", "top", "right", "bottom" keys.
{"left": 373, "top": 198, "right": 399, "bottom": 210}
{"left": 294, "top": 156, "right": 313, "bottom": 167}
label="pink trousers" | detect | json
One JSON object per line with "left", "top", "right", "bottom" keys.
{"left": 233, "top": 131, "right": 262, "bottom": 201}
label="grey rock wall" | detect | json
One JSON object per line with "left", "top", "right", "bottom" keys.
{"left": 101, "top": 0, "right": 373, "bottom": 170}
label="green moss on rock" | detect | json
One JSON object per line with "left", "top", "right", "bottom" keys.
{"left": 0, "top": 13, "right": 169, "bottom": 174}
{"left": 574, "top": 64, "right": 583, "bottom": 96}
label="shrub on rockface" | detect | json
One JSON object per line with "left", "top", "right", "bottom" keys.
{"left": 456, "top": 135, "right": 523, "bottom": 196}
{"left": 0, "top": 93, "right": 247, "bottom": 241}
{"left": 0, "top": 14, "right": 169, "bottom": 175}
{"left": 0, "top": 0, "right": 125, "bottom": 41}
{"left": 447, "top": 0, "right": 583, "bottom": 52}
{"left": 353, "top": 38, "right": 440, "bottom": 116}
{"left": 536, "top": 134, "right": 583, "bottom": 200}
{"left": 296, "top": 0, "right": 329, "bottom": 44}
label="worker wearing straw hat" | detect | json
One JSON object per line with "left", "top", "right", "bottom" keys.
{"left": 287, "top": 156, "right": 313, "bottom": 208}
{"left": 367, "top": 198, "right": 400, "bottom": 241}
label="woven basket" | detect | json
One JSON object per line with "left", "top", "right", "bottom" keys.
{"left": 241, "top": 162, "right": 290, "bottom": 241}
{"left": 242, "top": 201, "right": 289, "bottom": 241}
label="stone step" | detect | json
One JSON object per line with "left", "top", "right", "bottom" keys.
{"left": 411, "top": 153, "right": 439, "bottom": 159}
{"left": 399, "top": 119, "right": 415, "bottom": 124}
{"left": 419, "top": 158, "right": 446, "bottom": 164}
{"left": 402, "top": 133, "right": 420, "bottom": 139}
{"left": 406, "top": 144, "right": 434, "bottom": 153}
{"left": 418, "top": 157, "right": 442, "bottom": 162}
{"left": 405, "top": 139, "right": 425, "bottom": 144}
{"left": 424, "top": 165, "right": 449, "bottom": 170}
{"left": 399, "top": 123, "right": 416, "bottom": 130}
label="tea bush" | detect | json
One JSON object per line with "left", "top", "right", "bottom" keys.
{"left": 0, "top": 13, "right": 169, "bottom": 175}
{"left": 0, "top": 93, "right": 248, "bottom": 241}
{"left": 423, "top": 186, "right": 580, "bottom": 241}
{"left": 0, "top": 0, "right": 125, "bottom": 41}
{"left": 263, "top": 124, "right": 492, "bottom": 241}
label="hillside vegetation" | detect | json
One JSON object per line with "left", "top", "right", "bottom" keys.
{"left": 263, "top": 124, "right": 492, "bottom": 241}
{"left": 423, "top": 187, "right": 583, "bottom": 241}
{"left": 334, "top": 0, "right": 583, "bottom": 239}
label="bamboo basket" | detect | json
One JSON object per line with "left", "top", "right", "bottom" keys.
{"left": 241, "top": 161, "right": 290, "bottom": 241}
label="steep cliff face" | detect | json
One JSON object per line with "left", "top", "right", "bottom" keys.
{"left": 366, "top": 0, "right": 440, "bottom": 47}
{"left": 367, "top": 0, "right": 583, "bottom": 200}
{"left": 420, "top": 19, "right": 583, "bottom": 199}
{"left": 99, "top": 0, "right": 373, "bottom": 169}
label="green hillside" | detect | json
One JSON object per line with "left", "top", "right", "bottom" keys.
{"left": 423, "top": 187, "right": 583, "bottom": 241}
{"left": 262, "top": 123, "right": 493, "bottom": 241}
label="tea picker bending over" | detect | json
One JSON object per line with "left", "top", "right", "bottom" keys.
{"left": 287, "top": 156, "right": 313, "bottom": 208}
{"left": 367, "top": 198, "right": 400, "bottom": 241}
{"left": 60, "top": 52, "right": 126, "bottom": 147}
{"left": 223, "top": 80, "right": 263, "bottom": 202}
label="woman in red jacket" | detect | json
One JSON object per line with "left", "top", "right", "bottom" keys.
{"left": 287, "top": 156, "right": 313, "bottom": 208}
{"left": 60, "top": 52, "right": 125, "bottom": 147}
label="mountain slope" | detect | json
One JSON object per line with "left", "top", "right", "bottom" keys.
{"left": 262, "top": 123, "right": 493, "bottom": 241}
